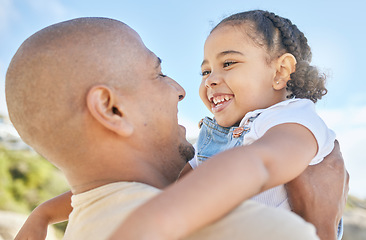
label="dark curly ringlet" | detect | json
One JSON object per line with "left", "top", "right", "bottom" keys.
{"left": 212, "top": 10, "right": 327, "bottom": 102}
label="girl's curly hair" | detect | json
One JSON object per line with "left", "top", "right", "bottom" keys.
{"left": 212, "top": 10, "right": 327, "bottom": 102}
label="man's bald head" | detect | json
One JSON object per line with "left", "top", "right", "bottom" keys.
{"left": 6, "top": 17, "right": 146, "bottom": 163}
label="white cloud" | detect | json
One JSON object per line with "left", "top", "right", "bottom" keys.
{"left": 319, "top": 106, "right": 366, "bottom": 198}
{"left": 0, "top": 58, "right": 8, "bottom": 115}
{"left": 310, "top": 29, "right": 351, "bottom": 84}
{"left": 0, "top": 0, "right": 19, "bottom": 32}
{"left": 25, "top": 0, "right": 71, "bottom": 20}
{"left": 0, "top": 93, "right": 7, "bottom": 116}
{"left": 318, "top": 106, "right": 366, "bottom": 131}
{"left": 178, "top": 114, "right": 200, "bottom": 141}
{"left": 337, "top": 128, "right": 366, "bottom": 198}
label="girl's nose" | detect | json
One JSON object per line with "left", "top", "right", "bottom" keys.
{"left": 205, "top": 73, "right": 220, "bottom": 89}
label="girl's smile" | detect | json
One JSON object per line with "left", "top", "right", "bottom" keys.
{"left": 209, "top": 94, "right": 234, "bottom": 113}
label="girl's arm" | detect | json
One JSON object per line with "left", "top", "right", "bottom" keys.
{"left": 15, "top": 191, "right": 73, "bottom": 240}
{"left": 178, "top": 163, "right": 193, "bottom": 179}
{"left": 109, "top": 123, "right": 318, "bottom": 240}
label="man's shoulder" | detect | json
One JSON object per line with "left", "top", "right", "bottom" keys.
{"left": 65, "top": 181, "right": 161, "bottom": 240}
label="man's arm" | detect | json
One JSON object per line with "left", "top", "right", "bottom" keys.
{"left": 15, "top": 191, "right": 73, "bottom": 240}
{"left": 286, "top": 140, "right": 349, "bottom": 240}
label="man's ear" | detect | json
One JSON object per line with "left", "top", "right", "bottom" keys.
{"left": 86, "top": 85, "right": 133, "bottom": 137}
{"left": 273, "top": 53, "right": 297, "bottom": 90}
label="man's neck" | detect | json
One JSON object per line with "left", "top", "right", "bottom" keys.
{"left": 64, "top": 158, "right": 173, "bottom": 195}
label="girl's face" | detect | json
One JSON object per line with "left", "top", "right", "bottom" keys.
{"left": 200, "top": 25, "right": 282, "bottom": 127}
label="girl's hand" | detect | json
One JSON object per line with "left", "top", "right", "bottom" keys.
{"left": 14, "top": 207, "right": 49, "bottom": 240}
{"left": 15, "top": 190, "right": 73, "bottom": 240}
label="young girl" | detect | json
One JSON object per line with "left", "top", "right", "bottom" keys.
{"left": 187, "top": 9, "right": 335, "bottom": 211}
{"left": 109, "top": 9, "right": 342, "bottom": 239}
{"left": 15, "top": 10, "right": 343, "bottom": 240}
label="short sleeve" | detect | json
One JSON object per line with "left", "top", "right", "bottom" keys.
{"left": 244, "top": 99, "right": 335, "bottom": 165}
{"left": 188, "top": 143, "right": 199, "bottom": 169}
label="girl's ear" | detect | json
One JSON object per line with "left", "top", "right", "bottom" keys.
{"left": 86, "top": 85, "right": 133, "bottom": 137}
{"left": 273, "top": 53, "right": 297, "bottom": 90}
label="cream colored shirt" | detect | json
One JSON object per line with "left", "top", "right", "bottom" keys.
{"left": 63, "top": 181, "right": 319, "bottom": 240}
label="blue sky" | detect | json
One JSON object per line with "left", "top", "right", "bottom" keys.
{"left": 1, "top": 0, "right": 365, "bottom": 198}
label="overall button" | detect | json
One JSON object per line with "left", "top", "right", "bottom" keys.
{"left": 233, "top": 127, "right": 244, "bottom": 138}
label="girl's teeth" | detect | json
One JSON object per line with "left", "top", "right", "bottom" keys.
{"left": 212, "top": 95, "right": 231, "bottom": 105}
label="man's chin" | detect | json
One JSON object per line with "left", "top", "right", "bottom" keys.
{"left": 179, "top": 143, "right": 195, "bottom": 163}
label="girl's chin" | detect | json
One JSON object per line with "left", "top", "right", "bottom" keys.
{"left": 215, "top": 118, "right": 240, "bottom": 128}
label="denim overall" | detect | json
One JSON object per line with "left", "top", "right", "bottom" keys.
{"left": 195, "top": 116, "right": 257, "bottom": 164}
{"left": 195, "top": 116, "right": 343, "bottom": 240}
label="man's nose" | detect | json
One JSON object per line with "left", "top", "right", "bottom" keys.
{"left": 169, "top": 77, "right": 186, "bottom": 101}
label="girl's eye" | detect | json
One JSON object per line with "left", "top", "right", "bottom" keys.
{"left": 201, "top": 70, "right": 211, "bottom": 76}
{"left": 159, "top": 73, "right": 167, "bottom": 77}
{"left": 223, "top": 61, "right": 236, "bottom": 68}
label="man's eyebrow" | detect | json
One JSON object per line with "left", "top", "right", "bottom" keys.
{"left": 201, "top": 50, "right": 244, "bottom": 67}
{"left": 155, "top": 57, "right": 162, "bottom": 69}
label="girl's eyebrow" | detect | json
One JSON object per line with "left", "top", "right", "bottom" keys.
{"left": 201, "top": 50, "right": 244, "bottom": 67}
{"left": 219, "top": 50, "right": 244, "bottom": 57}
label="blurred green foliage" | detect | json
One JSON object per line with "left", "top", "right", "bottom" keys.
{"left": 0, "top": 144, "right": 69, "bottom": 213}
{"left": 347, "top": 195, "right": 366, "bottom": 210}
{"left": 0, "top": 144, "right": 69, "bottom": 234}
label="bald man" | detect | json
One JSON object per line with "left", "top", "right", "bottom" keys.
{"left": 6, "top": 18, "right": 347, "bottom": 240}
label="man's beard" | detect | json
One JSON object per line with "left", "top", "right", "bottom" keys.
{"left": 179, "top": 143, "right": 195, "bottom": 163}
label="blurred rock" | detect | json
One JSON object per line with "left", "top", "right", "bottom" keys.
{"left": 0, "top": 210, "right": 58, "bottom": 240}
{"left": 342, "top": 208, "right": 366, "bottom": 240}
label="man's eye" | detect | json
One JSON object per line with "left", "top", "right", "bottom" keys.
{"left": 159, "top": 73, "right": 167, "bottom": 77}
{"left": 223, "top": 61, "right": 236, "bottom": 68}
{"left": 201, "top": 70, "right": 211, "bottom": 76}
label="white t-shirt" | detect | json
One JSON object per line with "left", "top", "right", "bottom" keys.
{"left": 190, "top": 99, "right": 336, "bottom": 209}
